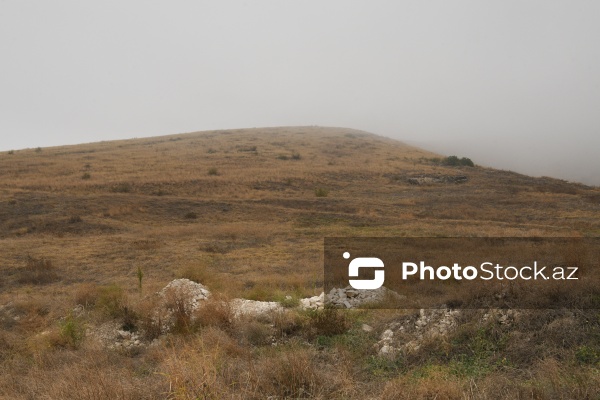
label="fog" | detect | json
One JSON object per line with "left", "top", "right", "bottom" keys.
{"left": 1, "top": 1, "right": 599, "bottom": 185}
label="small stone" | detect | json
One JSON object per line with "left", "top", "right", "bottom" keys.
{"left": 117, "top": 330, "right": 131, "bottom": 339}
{"left": 362, "top": 324, "right": 373, "bottom": 332}
{"left": 381, "top": 329, "right": 394, "bottom": 341}
{"left": 379, "top": 344, "right": 396, "bottom": 357}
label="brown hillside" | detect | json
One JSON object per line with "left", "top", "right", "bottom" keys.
{"left": 1, "top": 126, "right": 599, "bottom": 399}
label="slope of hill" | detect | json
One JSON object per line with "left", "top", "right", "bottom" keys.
{"left": 1, "top": 126, "right": 599, "bottom": 399}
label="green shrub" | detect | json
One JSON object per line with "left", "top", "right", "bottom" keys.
{"left": 208, "top": 167, "right": 219, "bottom": 176}
{"left": 576, "top": 345, "right": 600, "bottom": 365}
{"left": 314, "top": 187, "right": 329, "bottom": 197}
{"left": 58, "top": 314, "right": 85, "bottom": 348}
{"left": 291, "top": 152, "right": 302, "bottom": 160}
{"left": 277, "top": 154, "right": 289, "bottom": 160}
{"left": 96, "top": 284, "right": 127, "bottom": 318}
{"left": 7, "top": 150, "right": 14, "bottom": 155}
{"left": 442, "top": 155, "right": 474, "bottom": 167}
{"left": 277, "top": 294, "right": 300, "bottom": 308}
{"left": 81, "top": 172, "right": 91, "bottom": 180}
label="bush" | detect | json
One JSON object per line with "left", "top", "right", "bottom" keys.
{"left": 96, "top": 284, "right": 127, "bottom": 318}
{"left": 58, "top": 314, "right": 86, "bottom": 348}
{"left": 314, "top": 188, "right": 329, "bottom": 197}
{"left": 208, "top": 167, "right": 219, "bottom": 176}
{"left": 81, "top": 172, "right": 91, "bottom": 180}
{"left": 277, "top": 294, "right": 300, "bottom": 308}
{"left": 74, "top": 283, "right": 100, "bottom": 308}
{"left": 460, "top": 157, "right": 475, "bottom": 167}
{"left": 575, "top": 345, "right": 600, "bottom": 365}
{"left": 35, "top": 147, "right": 42, "bottom": 153}
{"left": 18, "top": 256, "right": 58, "bottom": 285}
{"left": 238, "top": 320, "right": 273, "bottom": 346}
{"left": 184, "top": 211, "right": 198, "bottom": 219}
{"left": 194, "top": 297, "right": 233, "bottom": 332}
{"left": 111, "top": 182, "right": 132, "bottom": 193}
{"left": 442, "top": 155, "right": 474, "bottom": 167}
{"left": 278, "top": 152, "right": 301, "bottom": 161}
{"left": 306, "top": 308, "right": 350, "bottom": 337}
{"left": 238, "top": 145, "right": 257, "bottom": 152}
{"left": 7, "top": 150, "right": 14, "bottom": 155}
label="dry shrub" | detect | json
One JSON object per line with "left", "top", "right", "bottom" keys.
{"left": 11, "top": 298, "right": 51, "bottom": 334}
{"left": 0, "top": 347, "right": 165, "bottom": 399}
{"left": 73, "top": 282, "right": 100, "bottom": 308}
{"left": 527, "top": 357, "right": 600, "bottom": 398}
{"left": 193, "top": 296, "right": 233, "bottom": 332}
{"left": 159, "top": 340, "right": 226, "bottom": 399}
{"left": 199, "top": 326, "right": 247, "bottom": 358}
{"left": 236, "top": 319, "right": 273, "bottom": 346}
{"left": 256, "top": 348, "right": 320, "bottom": 398}
{"left": 271, "top": 308, "right": 306, "bottom": 338}
{"left": 162, "top": 286, "right": 196, "bottom": 335}
{"left": 17, "top": 256, "right": 58, "bottom": 285}
{"left": 306, "top": 308, "right": 350, "bottom": 338}
{"left": 158, "top": 336, "right": 355, "bottom": 399}
{"left": 135, "top": 295, "right": 167, "bottom": 340}
{"left": 96, "top": 284, "right": 127, "bottom": 318}
{"left": 476, "top": 358, "right": 600, "bottom": 399}
{"left": 381, "top": 368, "right": 464, "bottom": 400}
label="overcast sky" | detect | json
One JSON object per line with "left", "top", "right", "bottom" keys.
{"left": 1, "top": 1, "right": 599, "bottom": 184}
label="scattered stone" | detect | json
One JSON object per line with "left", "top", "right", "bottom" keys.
{"left": 299, "top": 292, "right": 325, "bottom": 310}
{"left": 408, "top": 175, "right": 468, "bottom": 185}
{"left": 362, "top": 324, "right": 373, "bottom": 333}
{"left": 325, "top": 285, "right": 405, "bottom": 308}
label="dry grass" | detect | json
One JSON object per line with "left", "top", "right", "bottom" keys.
{"left": 1, "top": 126, "right": 599, "bottom": 398}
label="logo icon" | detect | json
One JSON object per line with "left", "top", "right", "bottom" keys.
{"left": 345, "top": 252, "right": 385, "bottom": 290}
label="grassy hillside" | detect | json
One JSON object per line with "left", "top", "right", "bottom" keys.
{"left": 1, "top": 126, "right": 599, "bottom": 398}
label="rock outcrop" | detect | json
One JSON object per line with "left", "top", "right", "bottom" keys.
{"left": 325, "top": 286, "right": 404, "bottom": 308}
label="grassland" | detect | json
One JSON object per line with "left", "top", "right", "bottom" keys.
{"left": 1, "top": 126, "right": 599, "bottom": 399}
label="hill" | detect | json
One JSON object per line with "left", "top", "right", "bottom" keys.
{"left": 1, "top": 126, "right": 599, "bottom": 398}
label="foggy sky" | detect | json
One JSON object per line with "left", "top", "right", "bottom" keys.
{"left": 1, "top": 1, "right": 599, "bottom": 185}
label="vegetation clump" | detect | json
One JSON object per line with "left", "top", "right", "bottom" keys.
{"left": 442, "top": 155, "right": 475, "bottom": 167}
{"left": 314, "top": 187, "right": 329, "bottom": 197}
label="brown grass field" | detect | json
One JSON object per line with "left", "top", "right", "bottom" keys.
{"left": 1, "top": 126, "right": 599, "bottom": 399}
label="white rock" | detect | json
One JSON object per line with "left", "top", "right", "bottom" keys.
{"left": 230, "top": 298, "right": 282, "bottom": 317}
{"left": 381, "top": 329, "right": 394, "bottom": 341}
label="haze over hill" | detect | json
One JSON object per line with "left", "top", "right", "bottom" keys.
{"left": 2, "top": 2, "right": 599, "bottom": 185}
{"left": 409, "top": 137, "right": 600, "bottom": 187}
